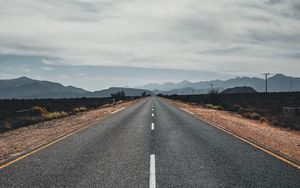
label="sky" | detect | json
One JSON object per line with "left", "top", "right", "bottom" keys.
{"left": 0, "top": 0, "right": 300, "bottom": 91}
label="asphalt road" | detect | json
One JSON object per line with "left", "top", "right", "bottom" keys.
{"left": 0, "top": 97, "right": 299, "bottom": 187}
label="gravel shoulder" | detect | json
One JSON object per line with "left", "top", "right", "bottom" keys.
{"left": 164, "top": 98, "right": 300, "bottom": 162}
{"left": 0, "top": 100, "right": 138, "bottom": 163}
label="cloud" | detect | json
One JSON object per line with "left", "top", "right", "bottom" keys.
{"left": 41, "top": 67, "right": 54, "bottom": 71}
{"left": 0, "top": 0, "right": 299, "bottom": 80}
{"left": 0, "top": 55, "right": 233, "bottom": 90}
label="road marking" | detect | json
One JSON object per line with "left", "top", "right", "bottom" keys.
{"left": 179, "top": 107, "right": 300, "bottom": 170}
{"left": 111, "top": 107, "right": 125, "bottom": 114}
{"left": 150, "top": 154, "right": 156, "bottom": 188}
{"left": 0, "top": 124, "right": 91, "bottom": 170}
{"left": 0, "top": 106, "right": 127, "bottom": 170}
{"left": 152, "top": 113, "right": 154, "bottom": 117}
{"left": 180, "top": 108, "right": 195, "bottom": 115}
{"left": 151, "top": 123, "right": 154, "bottom": 130}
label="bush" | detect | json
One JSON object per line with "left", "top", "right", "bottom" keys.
{"left": 73, "top": 107, "right": 87, "bottom": 113}
{"left": 31, "top": 106, "right": 48, "bottom": 115}
{"left": 42, "top": 111, "right": 68, "bottom": 121}
{"left": 259, "top": 117, "right": 268, "bottom": 122}
{"left": 243, "top": 112, "right": 261, "bottom": 120}
{"left": 204, "top": 104, "right": 214, "bottom": 109}
{"left": 250, "top": 112, "right": 260, "bottom": 120}
{"left": 3, "top": 121, "right": 12, "bottom": 130}
{"left": 60, "top": 111, "right": 68, "bottom": 117}
{"left": 111, "top": 91, "right": 126, "bottom": 101}
{"left": 225, "top": 104, "right": 239, "bottom": 112}
{"left": 213, "top": 105, "right": 224, "bottom": 110}
{"left": 206, "top": 89, "right": 220, "bottom": 105}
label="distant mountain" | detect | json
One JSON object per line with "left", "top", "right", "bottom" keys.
{"left": 0, "top": 77, "right": 153, "bottom": 99}
{"left": 85, "top": 87, "right": 153, "bottom": 98}
{"left": 0, "top": 77, "right": 89, "bottom": 99}
{"left": 140, "top": 80, "right": 193, "bottom": 91}
{"left": 221, "top": 86, "right": 257, "bottom": 94}
{"left": 139, "top": 74, "right": 300, "bottom": 94}
{"left": 153, "top": 87, "right": 207, "bottom": 95}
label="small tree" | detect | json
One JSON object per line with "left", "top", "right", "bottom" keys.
{"left": 206, "top": 88, "right": 220, "bottom": 105}
{"left": 141, "top": 92, "right": 146, "bottom": 97}
{"left": 111, "top": 91, "right": 126, "bottom": 101}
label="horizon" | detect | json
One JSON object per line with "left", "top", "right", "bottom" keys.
{"left": 1, "top": 1, "right": 300, "bottom": 90}
{"left": 1, "top": 73, "right": 297, "bottom": 92}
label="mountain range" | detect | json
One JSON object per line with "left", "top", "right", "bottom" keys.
{"left": 0, "top": 74, "right": 299, "bottom": 99}
{"left": 139, "top": 74, "right": 300, "bottom": 94}
{"left": 0, "top": 77, "right": 152, "bottom": 99}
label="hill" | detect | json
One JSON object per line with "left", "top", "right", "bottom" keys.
{"left": 221, "top": 86, "right": 257, "bottom": 94}
{"left": 0, "top": 77, "right": 88, "bottom": 99}
{"left": 0, "top": 77, "right": 153, "bottom": 99}
{"left": 139, "top": 74, "right": 300, "bottom": 93}
{"left": 154, "top": 87, "right": 207, "bottom": 95}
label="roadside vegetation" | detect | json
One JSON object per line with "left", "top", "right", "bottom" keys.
{"left": 162, "top": 92, "right": 300, "bottom": 130}
{"left": 0, "top": 93, "right": 143, "bottom": 132}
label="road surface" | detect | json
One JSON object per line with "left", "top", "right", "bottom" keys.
{"left": 0, "top": 97, "right": 299, "bottom": 187}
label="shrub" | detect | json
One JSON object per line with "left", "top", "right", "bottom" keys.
{"left": 259, "top": 117, "right": 268, "bottom": 122}
{"left": 249, "top": 112, "right": 260, "bottom": 120}
{"left": 206, "top": 89, "right": 220, "bottom": 105}
{"left": 205, "top": 104, "right": 214, "bottom": 109}
{"left": 3, "top": 121, "right": 12, "bottom": 130}
{"left": 73, "top": 107, "right": 87, "bottom": 113}
{"left": 228, "top": 104, "right": 241, "bottom": 112}
{"left": 60, "top": 111, "right": 68, "bottom": 117}
{"left": 111, "top": 91, "right": 126, "bottom": 101}
{"left": 213, "top": 105, "right": 224, "bottom": 110}
{"left": 31, "top": 106, "right": 48, "bottom": 115}
{"left": 42, "top": 111, "right": 68, "bottom": 121}
{"left": 79, "top": 107, "right": 87, "bottom": 111}
{"left": 243, "top": 112, "right": 261, "bottom": 120}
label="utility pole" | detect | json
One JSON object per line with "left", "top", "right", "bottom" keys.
{"left": 290, "top": 79, "right": 293, "bottom": 92}
{"left": 262, "top": 73, "right": 272, "bottom": 93}
{"left": 209, "top": 84, "right": 214, "bottom": 93}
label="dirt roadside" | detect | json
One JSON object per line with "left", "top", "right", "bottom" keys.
{"left": 0, "top": 100, "right": 140, "bottom": 163}
{"left": 163, "top": 98, "right": 300, "bottom": 162}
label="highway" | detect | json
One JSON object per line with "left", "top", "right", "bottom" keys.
{"left": 0, "top": 97, "right": 299, "bottom": 187}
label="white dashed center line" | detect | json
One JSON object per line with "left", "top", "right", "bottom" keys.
{"left": 149, "top": 154, "right": 156, "bottom": 188}
{"left": 150, "top": 103, "right": 156, "bottom": 187}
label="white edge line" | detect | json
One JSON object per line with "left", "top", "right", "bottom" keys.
{"left": 150, "top": 154, "right": 156, "bottom": 188}
{"left": 178, "top": 107, "right": 300, "bottom": 169}
{"left": 111, "top": 107, "right": 125, "bottom": 114}
{"left": 180, "top": 107, "right": 195, "bottom": 115}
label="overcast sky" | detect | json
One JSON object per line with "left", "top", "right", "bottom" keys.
{"left": 0, "top": 0, "right": 300, "bottom": 91}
